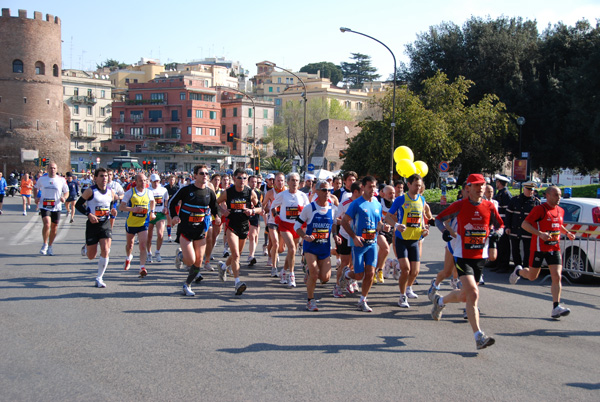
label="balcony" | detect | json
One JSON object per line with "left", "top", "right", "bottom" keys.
{"left": 71, "top": 95, "right": 97, "bottom": 105}
{"left": 124, "top": 99, "right": 167, "bottom": 106}
{"left": 71, "top": 130, "right": 97, "bottom": 141}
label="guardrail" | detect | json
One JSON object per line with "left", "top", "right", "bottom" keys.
{"left": 560, "top": 222, "right": 600, "bottom": 282}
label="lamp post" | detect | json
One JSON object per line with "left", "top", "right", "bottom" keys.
{"left": 340, "top": 27, "right": 397, "bottom": 184}
{"left": 216, "top": 86, "right": 257, "bottom": 171}
{"left": 264, "top": 62, "right": 308, "bottom": 173}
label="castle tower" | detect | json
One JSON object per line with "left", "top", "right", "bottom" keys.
{"left": 0, "top": 8, "right": 70, "bottom": 174}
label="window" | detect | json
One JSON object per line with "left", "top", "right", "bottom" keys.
{"left": 268, "top": 87, "right": 273, "bottom": 93}
{"left": 53, "top": 64, "right": 59, "bottom": 77}
{"left": 187, "top": 127, "right": 192, "bottom": 135}
{"left": 187, "top": 109, "right": 191, "bottom": 118}
{"left": 277, "top": 77, "right": 281, "bottom": 83}
{"left": 131, "top": 111, "right": 143, "bottom": 122}
{"left": 356, "top": 102, "right": 363, "bottom": 110}
{"left": 209, "top": 128, "right": 216, "bottom": 136}
{"left": 263, "top": 126, "right": 268, "bottom": 135}
{"left": 263, "top": 109, "right": 268, "bottom": 118}
{"left": 87, "top": 123, "right": 93, "bottom": 134}
{"left": 195, "top": 127, "right": 202, "bottom": 136}
{"left": 275, "top": 99, "right": 282, "bottom": 106}
{"left": 87, "top": 89, "right": 93, "bottom": 97}
{"left": 74, "top": 88, "right": 79, "bottom": 96}
{"left": 204, "top": 94, "right": 215, "bottom": 102}
{"left": 133, "top": 79, "right": 138, "bottom": 83}
{"left": 248, "top": 108, "right": 253, "bottom": 118}
{"left": 149, "top": 127, "right": 163, "bottom": 135}
{"left": 196, "top": 110, "right": 203, "bottom": 118}
{"left": 125, "top": 78, "right": 130, "bottom": 84}
{"left": 100, "top": 90, "right": 105, "bottom": 98}
{"left": 74, "top": 105, "right": 79, "bottom": 115}
{"left": 13, "top": 60, "right": 24, "bottom": 73}
{"left": 233, "top": 124, "right": 237, "bottom": 134}
{"left": 209, "top": 111, "right": 217, "bottom": 120}
{"left": 189, "top": 93, "right": 202, "bottom": 101}
{"left": 149, "top": 110, "right": 162, "bottom": 121}
{"left": 222, "top": 125, "right": 226, "bottom": 134}
{"left": 222, "top": 109, "right": 226, "bottom": 118}
{"left": 100, "top": 107, "right": 106, "bottom": 116}
{"left": 131, "top": 127, "right": 143, "bottom": 137}
{"left": 277, "top": 87, "right": 280, "bottom": 93}
{"left": 151, "top": 93, "right": 165, "bottom": 101}
{"left": 35, "top": 61, "right": 45, "bottom": 75}
{"left": 344, "top": 101, "right": 351, "bottom": 108}
{"left": 87, "top": 106, "right": 93, "bottom": 116}
{"left": 233, "top": 108, "right": 238, "bottom": 117}
{"left": 180, "top": 92, "right": 186, "bottom": 100}
{"left": 247, "top": 124, "right": 253, "bottom": 135}
{"left": 74, "top": 122, "right": 79, "bottom": 131}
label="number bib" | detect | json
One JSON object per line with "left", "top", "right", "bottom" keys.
{"left": 95, "top": 206, "right": 109, "bottom": 221}
{"left": 362, "top": 228, "right": 376, "bottom": 244}
{"left": 154, "top": 196, "right": 163, "bottom": 207}
{"left": 231, "top": 199, "right": 246, "bottom": 212}
{"left": 43, "top": 199, "right": 56, "bottom": 208}
{"left": 546, "top": 230, "right": 560, "bottom": 245}
{"left": 406, "top": 212, "right": 421, "bottom": 228}
{"left": 286, "top": 206, "right": 299, "bottom": 220}
{"left": 189, "top": 211, "right": 206, "bottom": 224}
{"left": 464, "top": 229, "right": 486, "bottom": 249}
{"left": 313, "top": 228, "right": 330, "bottom": 244}
{"left": 133, "top": 204, "right": 148, "bottom": 218}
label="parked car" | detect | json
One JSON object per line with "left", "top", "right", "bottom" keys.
{"left": 445, "top": 177, "right": 457, "bottom": 188}
{"left": 558, "top": 198, "right": 600, "bottom": 283}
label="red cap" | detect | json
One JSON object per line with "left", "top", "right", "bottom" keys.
{"left": 466, "top": 173, "right": 486, "bottom": 185}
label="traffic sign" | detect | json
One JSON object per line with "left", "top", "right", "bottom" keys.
{"left": 307, "top": 163, "right": 315, "bottom": 171}
{"left": 439, "top": 172, "right": 449, "bottom": 178}
{"left": 439, "top": 161, "right": 449, "bottom": 172}
{"left": 79, "top": 157, "right": 83, "bottom": 162}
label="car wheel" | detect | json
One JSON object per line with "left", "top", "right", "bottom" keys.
{"left": 563, "top": 247, "right": 591, "bottom": 283}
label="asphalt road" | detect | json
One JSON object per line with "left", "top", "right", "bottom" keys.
{"left": 0, "top": 195, "right": 599, "bottom": 401}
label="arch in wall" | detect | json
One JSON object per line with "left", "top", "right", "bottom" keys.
{"left": 35, "top": 61, "right": 45, "bottom": 75}
{"left": 13, "top": 59, "right": 24, "bottom": 73}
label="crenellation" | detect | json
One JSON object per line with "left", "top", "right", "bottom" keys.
{"left": 2, "top": 8, "right": 10, "bottom": 17}
{"left": 18, "top": 9, "right": 26, "bottom": 18}
{"left": 34, "top": 11, "right": 41, "bottom": 20}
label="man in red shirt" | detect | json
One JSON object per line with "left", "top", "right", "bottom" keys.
{"left": 510, "top": 186, "right": 576, "bottom": 319}
{"left": 432, "top": 173, "right": 503, "bottom": 350}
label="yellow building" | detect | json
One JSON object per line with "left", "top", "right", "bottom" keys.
{"left": 109, "top": 58, "right": 164, "bottom": 100}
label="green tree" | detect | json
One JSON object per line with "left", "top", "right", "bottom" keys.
{"left": 299, "top": 62, "right": 343, "bottom": 85}
{"left": 96, "top": 58, "right": 129, "bottom": 71}
{"left": 262, "top": 156, "right": 292, "bottom": 174}
{"left": 340, "top": 53, "right": 380, "bottom": 89}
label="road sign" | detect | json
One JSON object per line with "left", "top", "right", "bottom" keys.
{"left": 308, "top": 163, "right": 315, "bottom": 171}
{"left": 439, "top": 172, "right": 449, "bottom": 178}
{"left": 439, "top": 161, "right": 449, "bottom": 172}
{"left": 79, "top": 157, "right": 83, "bottom": 162}
{"left": 521, "top": 152, "right": 529, "bottom": 158}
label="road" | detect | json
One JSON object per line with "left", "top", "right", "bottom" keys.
{"left": 0, "top": 195, "right": 599, "bottom": 401}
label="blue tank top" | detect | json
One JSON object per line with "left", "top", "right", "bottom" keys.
{"left": 303, "top": 202, "right": 334, "bottom": 256}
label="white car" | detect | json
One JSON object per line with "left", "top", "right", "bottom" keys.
{"left": 558, "top": 198, "right": 600, "bottom": 283}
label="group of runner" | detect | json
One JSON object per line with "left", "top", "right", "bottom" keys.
{"left": 18, "top": 161, "right": 577, "bottom": 351}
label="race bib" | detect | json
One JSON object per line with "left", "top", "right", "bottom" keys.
{"left": 95, "top": 206, "right": 109, "bottom": 221}
{"left": 286, "top": 206, "right": 299, "bottom": 220}
{"left": 465, "top": 229, "right": 486, "bottom": 249}
{"left": 406, "top": 212, "right": 421, "bottom": 228}
{"left": 133, "top": 204, "right": 148, "bottom": 218}
{"left": 362, "top": 228, "right": 376, "bottom": 244}
{"left": 313, "top": 228, "right": 330, "bottom": 244}
{"left": 43, "top": 198, "right": 56, "bottom": 208}
{"left": 154, "top": 196, "right": 163, "bottom": 207}
{"left": 189, "top": 212, "right": 206, "bottom": 224}
{"left": 231, "top": 199, "right": 246, "bottom": 212}
{"left": 546, "top": 230, "right": 560, "bottom": 245}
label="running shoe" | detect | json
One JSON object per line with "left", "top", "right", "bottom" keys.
{"left": 270, "top": 267, "right": 278, "bottom": 277}
{"left": 139, "top": 268, "right": 147, "bottom": 278}
{"left": 376, "top": 270, "right": 384, "bottom": 284}
{"left": 174, "top": 249, "right": 183, "bottom": 270}
{"left": 47, "top": 246, "right": 54, "bottom": 256}
{"left": 431, "top": 294, "right": 445, "bottom": 320}
{"left": 551, "top": 305, "right": 571, "bottom": 319}
{"left": 155, "top": 251, "right": 162, "bottom": 263}
{"left": 287, "top": 273, "right": 296, "bottom": 288}
{"left": 280, "top": 270, "right": 288, "bottom": 285}
{"left": 194, "top": 272, "right": 204, "bottom": 283}
{"left": 450, "top": 278, "right": 460, "bottom": 290}
{"left": 393, "top": 265, "right": 400, "bottom": 281}
{"left": 147, "top": 253, "right": 153, "bottom": 264}
{"left": 262, "top": 245, "right": 268, "bottom": 256}
{"left": 168, "top": 236, "right": 173, "bottom": 243}
{"left": 475, "top": 333, "right": 495, "bottom": 350}
{"left": 357, "top": 299, "right": 373, "bottom": 312}
{"left": 95, "top": 278, "right": 106, "bottom": 288}
{"left": 339, "top": 267, "right": 350, "bottom": 292}
{"left": 235, "top": 281, "right": 247, "bottom": 295}
{"left": 123, "top": 259, "right": 131, "bottom": 271}
{"left": 479, "top": 274, "right": 485, "bottom": 286}
{"left": 204, "top": 262, "right": 214, "bottom": 271}
{"left": 81, "top": 245, "right": 87, "bottom": 257}
{"left": 23, "top": 211, "right": 27, "bottom": 216}
{"left": 346, "top": 281, "right": 355, "bottom": 294}
{"left": 248, "top": 256, "right": 257, "bottom": 266}
{"left": 69, "top": 217, "right": 74, "bottom": 223}
{"left": 28, "top": 204, "right": 31, "bottom": 210}
{"left": 428, "top": 279, "right": 440, "bottom": 302}
{"left": 218, "top": 261, "right": 227, "bottom": 282}
{"left": 227, "top": 265, "right": 233, "bottom": 275}
{"left": 333, "top": 285, "right": 345, "bottom": 298}
{"left": 509, "top": 265, "right": 523, "bottom": 285}
{"left": 306, "top": 299, "right": 319, "bottom": 311}
{"left": 398, "top": 294, "right": 410, "bottom": 308}
{"left": 406, "top": 287, "right": 418, "bottom": 299}
{"left": 351, "top": 280, "right": 359, "bottom": 293}
{"left": 222, "top": 250, "right": 230, "bottom": 258}
{"left": 182, "top": 284, "right": 195, "bottom": 296}
{"left": 39, "top": 244, "right": 48, "bottom": 255}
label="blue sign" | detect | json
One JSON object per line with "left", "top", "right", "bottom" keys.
{"left": 79, "top": 157, "right": 83, "bottom": 162}
{"left": 439, "top": 162, "right": 449, "bottom": 172}
{"left": 308, "top": 163, "right": 315, "bottom": 171}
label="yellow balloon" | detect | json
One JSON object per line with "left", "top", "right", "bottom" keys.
{"left": 397, "top": 159, "right": 417, "bottom": 177}
{"left": 414, "top": 161, "right": 428, "bottom": 177}
{"left": 394, "top": 146, "right": 414, "bottom": 163}
{"left": 396, "top": 164, "right": 403, "bottom": 176}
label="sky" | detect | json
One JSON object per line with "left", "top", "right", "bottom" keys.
{"left": 4, "top": 0, "right": 599, "bottom": 80}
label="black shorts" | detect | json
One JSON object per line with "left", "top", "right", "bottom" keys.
{"left": 336, "top": 236, "right": 352, "bottom": 256}
{"left": 66, "top": 195, "right": 77, "bottom": 202}
{"left": 395, "top": 238, "right": 420, "bottom": 262}
{"left": 0, "top": 194, "right": 4, "bottom": 202}
{"left": 455, "top": 258, "right": 485, "bottom": 283}
{"left": 379, "top": 229, "right": 394, "bottom": 245}
{"left": 249, "top": 214, "right": 260, "bottom": 227}
{"left": 177, "top": 223, "right": 207, "bottom": 243}
{"left": 227, "top": 222, "right": 249, "bottom": 240}
{"left": 40, "top": 209, "right": 61, "bottom": 224}
{"left": 85, "top": 220, "right": 112, "bottom": 246}
{"left": 530, "top": 250, "right": 562, "bottom": 268}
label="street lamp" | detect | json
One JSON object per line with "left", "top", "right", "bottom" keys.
{"left": 216, "top": 86, "right": 257, "bottom": 171}
{"left": 340, "top": 27, "right": 397, "bottom": 184}
{"left": 264, "top": 62, "right": 308, "bottom": 173}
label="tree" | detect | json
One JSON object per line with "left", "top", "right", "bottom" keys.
{"left": 262, "top": 156, "right": 292, "bottom": 174}
{"left": 96, "top": 58, "right": 129, "bottom": 71}
{"left": 299, "top": 62, "right": 343, "bottom": 85}
{"left": 340, "top": 53, "right": 380, "bottom": 89}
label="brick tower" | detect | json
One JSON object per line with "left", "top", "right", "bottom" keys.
{"left": 0, "top": 8, "right": 70, "bottom": 174}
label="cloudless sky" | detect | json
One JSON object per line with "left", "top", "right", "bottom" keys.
{"left": 4, "top": 0, "right": 599, "bottom": 79}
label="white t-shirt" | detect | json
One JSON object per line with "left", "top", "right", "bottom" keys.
{"left": 35, "top": 175, "right": 68, "bottom": 212}
{"left": 149, "top": 185, "right": 169, "bottom": 213}
{"left": 271, "top": 190, "right": 310, "bottom": 224}
{"left": 334, "top": 196, "right": 355, "bottom": 240}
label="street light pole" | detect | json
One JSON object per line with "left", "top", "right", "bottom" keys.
{"left": 340, "top": 27, "right": 397, "bottom": 184}
{"left": 265, "top": 62, "right": 308, "bottom": 174}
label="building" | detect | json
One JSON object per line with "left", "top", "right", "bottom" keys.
{"left": 108, "top": 58, "right": 164, "bottom": 100}
{"left": 176, "top": 57, "right": 247, "bottom": 90}
{"left": 312, "top": 119, "right": 362, "bottom": 172}
{"left": 0, "top": 8, "right": 69, "bottom": 173}
{"left": 103, "top": 75, "right": 229, "bottom": 172}
{"left": 62, "top": 69, "right": 113, "bottom": 154}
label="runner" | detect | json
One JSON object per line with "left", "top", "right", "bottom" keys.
{"left": 169, "top": 164, "right": 220, "bottom": 297}
{"left": 75, "top": 168, "right": 118, "bottom": 287}
{"left": 385, "top": 174, "right": 429, "bottom": 308}
{"left": 215, "top": 168, "right": 261, "bottom": 295}
{"left": 0, "top": 172, "right": 6, "bottom": 215}
{"left": 432, "top": 173, "right": 503, "bottom": 350}
{"left": 295, "top": 179, "right": 337, "bottom": 311}
{"left": 263, "top": 172, "right": 286, "bottom": 277}
{"left": 106, "top": 169, "right": 124, "bottom": 229}
{"left": 246, "top": 175, "right": 262, "bottom": 266}
{"left": 20, "top": 173, "right": 34, "bottom": 216}
{"left": 34, "top": 162, "right": 69, "bottom": 255}
{"left": 333, "top": 171, "right": 357, "bottom": 201}
{"left": 270, "top": 172, "right": 310, "bottom": 288}
{"left": 260, "top": 173, "right": 275, "bottom": 256}
{"left": 340, "top": 176, "right": 388, "bottom": 312}
{"left": 509, "top": 186, "right": 576, "bottom": 319}
{"left": 374, "top": 185, "right": 395, "bottom": 284}
{"left": 164, "top": 174, "right": 180, "bottom": 242}
{"left": 119, "top": 173, "right": 156, "bottom": 278}
{"left": 146, "top": 174, "right": 169, "bottom": 263}
{"left": 201, "top": 173, "right": 222, "bottom": 270}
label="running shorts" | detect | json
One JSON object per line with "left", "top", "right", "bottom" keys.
{"left": 85, "top": 220, "right": 112, "bottom": 246}
{"left": 40, "top": 209, "right": 61, "bottom": 224}
{"left": 530, "top": 250, "right": 562, "bottom": 268}
{"left": 455, "top": 258, "right": 485, "bottom": 283}
{"left": 395, "top": 238, "right": 420, "bottom": 262}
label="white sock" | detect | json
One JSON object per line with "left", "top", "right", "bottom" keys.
{"left": 474, "top": 330, "right": 483, "bottom": 340}
{"left": 438, "top": 296, "right": 445, "bottom": 306}
{"left": 234, "top": 277, "right": 240, "bottom": 285}
{"left": 360, "top": 295, "right": 366, "bottom": 302}
{"left": 407, "top": 286, "right": 413, "bottom": 292}
{"left": 126, "top": 254, "right": 133, "bottom": 261}
{"left": 97, "top": 257, "right": 109, "bottom": 280}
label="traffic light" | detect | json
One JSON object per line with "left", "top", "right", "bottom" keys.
{"left": 227, "top": 132, "right": 234, "bottom": 142}
{"left": 41, "top": 157, "right": 48, "bottom": 167}
{"left": 142, "top": 160, "right": 147, "bottom": 167}
{"left": 254, "top": 165, "right": 260, "bottom": 174}
{"left": 34, "top": 158, "right": 39, "bottom": 166}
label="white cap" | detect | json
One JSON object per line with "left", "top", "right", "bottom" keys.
{"left": 304, "top": 173, "right": 315, "bottom": 181}
{"left": 494, "top": 174, "right": 510, "bottom": 183}
{"left": 266, "top": 173, "right": 275, "bottom": 179}
{"left": 150, "top": 174, "right": 160, "bottom": 182}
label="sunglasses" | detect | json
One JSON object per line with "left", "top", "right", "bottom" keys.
{"left": 318, "top": 188, "right": 329, "bottom": 192}
{"left": 197, "top": 172, "right": 209, "bottom": 175}
{"left": 236, "top": 176, "right": 248, "bottom": 180}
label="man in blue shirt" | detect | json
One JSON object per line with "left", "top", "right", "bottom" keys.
{"left": 0, "top": 172, "right": 7, "bottom": 215}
